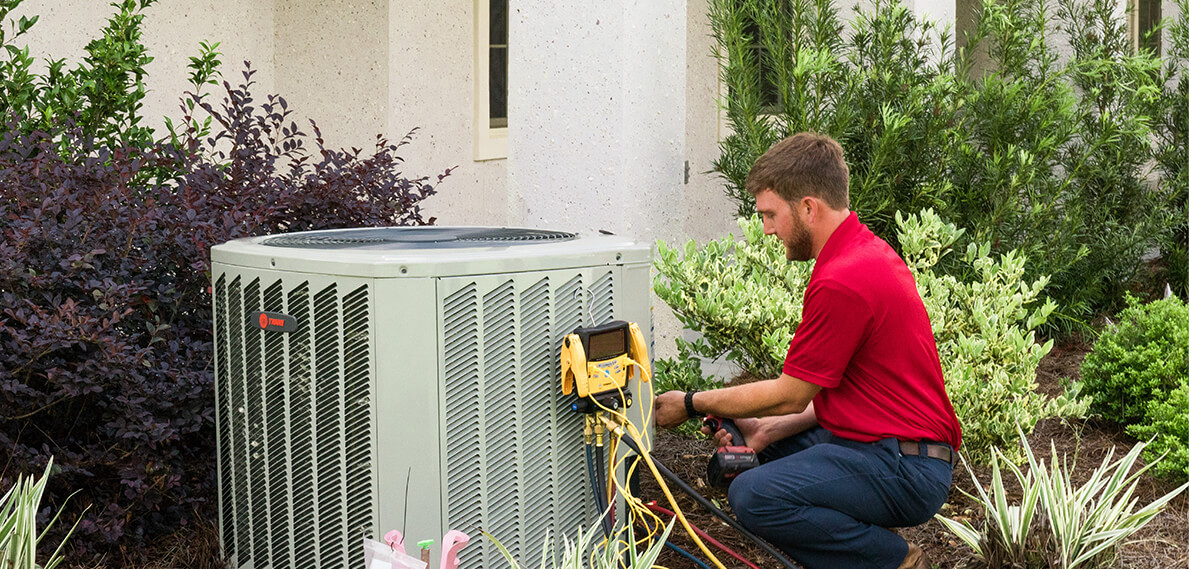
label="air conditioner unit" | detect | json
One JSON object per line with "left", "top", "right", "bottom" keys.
{"left": 211, "top": 226, "right": 653, "bottom": 569}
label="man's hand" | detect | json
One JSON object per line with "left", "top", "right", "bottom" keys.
{"left": 702, "top": 417, "right": 773, "bottom": 453}
{"left": 653, "top": 390, "right": 690, "bottom": 429}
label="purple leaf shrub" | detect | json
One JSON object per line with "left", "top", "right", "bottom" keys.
{"left": 0, "top": 65, "right": 450, "bottom": 559}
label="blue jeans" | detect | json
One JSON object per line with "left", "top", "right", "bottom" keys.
{"left": 727, "top": 427, "right": 953, "bottom": 569}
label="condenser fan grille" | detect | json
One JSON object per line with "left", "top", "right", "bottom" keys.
{"left": 262, "top": 227, "right": 577, "bottom": 249}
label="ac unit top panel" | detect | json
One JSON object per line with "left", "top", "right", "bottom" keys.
{"left": 211, "top": 226, "right": 652, "bottom": 278}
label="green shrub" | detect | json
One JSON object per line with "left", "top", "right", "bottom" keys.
{"left": 900, "top": 210, "right": 1088, "bottom": 463}
{"left": 654, "top": 217, "right": 812, "bottom": 381}
{"left": 1153, "top": 0, "right": 1189, "bottom": 299}
{"left": 709, "top": 0, "right": 1181, "bottom": 333}
{"left": 652, "top": 348, "right": 725, "bottom": 435}
{"left": 709, "top": 0, "right": 957, "bottom": 239}
{"left": 654, "top": 210, "right": 1088, "bottom": 463}
{"left": 1080, "top": 295, "right": 1189, "bottom": 425}
{"left": 937, "top": 431, "right": 1189, "bottom": 569}
{"left": 0, "top": 0, "right": 165, "bottom": 150}
{"left": 652, "top": 346, "right": 723, "bottom": 396}
{"left": 1081, "top": 295, "right": 1189, "bottom": 481}
{"left": 1128, "top": 383, "right": 1189, "bottom": 482}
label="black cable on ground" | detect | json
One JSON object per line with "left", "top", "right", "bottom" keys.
{"left": 614, "top": 433, "right": 799, "bottom": 569}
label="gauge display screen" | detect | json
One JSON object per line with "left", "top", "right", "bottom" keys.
{"left": 586, "top": 327, "right": 627, "bottom": 361}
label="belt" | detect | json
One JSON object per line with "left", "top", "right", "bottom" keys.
{"left": 898, "top": 440, "right": 956, "bottom": 467}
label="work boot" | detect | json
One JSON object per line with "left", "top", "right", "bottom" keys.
{"left": 897, "top": 542, "right": 929, "bottom": 569}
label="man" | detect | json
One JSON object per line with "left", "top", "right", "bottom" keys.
{"left": 654, "top": 133, "right": 961, "bottom": 569}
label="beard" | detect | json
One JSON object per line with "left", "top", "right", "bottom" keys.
{"left": 785, "top": 215, "right": 813, "bottom": 262}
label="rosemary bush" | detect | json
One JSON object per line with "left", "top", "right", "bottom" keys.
{"left": 1153, "top": 0, "right": 1189, "bottom": 299}
{"left": 710, "top": 0, "right": 1183, "bottom": 333}
{"left": 654, "top": 211, "right": 1088, "bottom": 463}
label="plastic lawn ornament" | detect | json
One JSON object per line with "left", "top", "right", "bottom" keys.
{"left": 363, "top": 535, "right": 425, "bottom": 569}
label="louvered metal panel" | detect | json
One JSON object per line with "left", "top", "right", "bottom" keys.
{"left": 443, "top": 283, "right": 482, "bottom": 569}
{"left": 342, "top": 285, "right": 374, "bottom": 569}
{"left": 554, "top": 273, "right": 597, "bottom": 531}
{"left": 287, "top": 282, "right": 317, "bottom": 568}
{"left": 214, "top": 276, "right": 375, "bottom": 569}
{"left": 591, "top": 271, "right": 615, "bottom": 325}
{"left": 262, "top": 281, "right": 288, "bottom": 569}
{"left": 519, "top": 278, "right": 556, "bottom": 544}
{"left": 439, "top": 268, "right": 618, "bottom": 568}
{"left": 226, "top": 276, "right": 252, "bottom": 568}
{"left": 213, "top": 227, "right": 650, "bottom": 569}
{"left": 314, "top": 284, "right": 346, "bottom": 569}
{"left": 214, "top": 275, "right": 237, "bottom": 564}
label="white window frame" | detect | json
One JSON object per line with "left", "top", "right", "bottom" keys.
{"left": 1127, "top": 0, "right": 1162, "bottom": 54}
{"left": 475, "top": 0, "right": 508, "bottom": 161}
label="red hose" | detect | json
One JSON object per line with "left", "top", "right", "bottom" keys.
{"left": 644, "top": 501, "right": 763, "bottom": 569}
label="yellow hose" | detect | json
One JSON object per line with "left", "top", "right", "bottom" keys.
{"left": 600, "top": 414, "right": 728, "bottom": 569}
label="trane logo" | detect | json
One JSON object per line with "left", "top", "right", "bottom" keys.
{"left": 253, "top": 311, "right": 297, "bottom": 332}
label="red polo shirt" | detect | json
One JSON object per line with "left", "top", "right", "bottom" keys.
{"left": 783, "top": 212, "right": 961, "bottom": 448}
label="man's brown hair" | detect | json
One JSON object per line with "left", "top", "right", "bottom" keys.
{"left": 745, "top": 132, "right": 850, "bottom": 210}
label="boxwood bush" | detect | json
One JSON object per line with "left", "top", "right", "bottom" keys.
{"left": 1081, "top": 295, "right": 1189, "bottom": 481}
{"left": 1129, "top": 383, "right": 1189, "bottom": 482}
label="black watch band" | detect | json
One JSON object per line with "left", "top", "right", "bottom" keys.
{"left": 684, "top": 390, "right": 704, "bottom": 419}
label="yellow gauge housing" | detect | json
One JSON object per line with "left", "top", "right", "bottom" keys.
{"left": 561, "top": 321, "right": 649, "bottom": 398}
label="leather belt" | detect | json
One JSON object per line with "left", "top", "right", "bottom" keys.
{"left": 899, "top": 440, "right": 956, "bottom": 466}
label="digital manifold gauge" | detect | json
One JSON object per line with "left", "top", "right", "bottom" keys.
{"left": 560, "top": 320, "right": 649, "bottom": 413}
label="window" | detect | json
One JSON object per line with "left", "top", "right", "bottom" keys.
{"left": 716, "top": 3, "right": 786, "bottom": 140}
{"left": 745, "top": 18, "right": 783, "bottom": 113}
{"left": 475, "top": 0, "right": 508, "bottom": 160}
{"left": 1130, "top": 0, "right": 1162, "bottom": 55}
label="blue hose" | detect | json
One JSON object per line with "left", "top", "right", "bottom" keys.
{"left": 664, "top": 541, "right": 713, "bottom": 569}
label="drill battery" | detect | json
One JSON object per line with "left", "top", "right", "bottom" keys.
{"left": 704, "top": 416, "right": 759, "bottom": 488}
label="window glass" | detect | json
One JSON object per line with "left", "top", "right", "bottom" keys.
{"left": 1138, "top": 0, "right": 1162, "bottom": 55}
{"left": 490, "top": 0, "right": 508, "bottom": 128}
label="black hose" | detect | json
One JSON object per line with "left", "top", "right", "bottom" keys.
{"left": 594, "top": 442, "right": 614, "bottom": 537}
{"left": 585, "top": 442, "right": 612, "bottom": 538}
{"left": 615, "top": 433, "right": 799, "bottom": 569}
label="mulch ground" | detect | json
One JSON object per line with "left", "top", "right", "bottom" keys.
{"left": 638, "top": 343, "right": 1189, "bottom": 569}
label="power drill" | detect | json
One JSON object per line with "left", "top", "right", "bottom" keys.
{"left": 704, "top": 416, "right": 759, "bottom": 488}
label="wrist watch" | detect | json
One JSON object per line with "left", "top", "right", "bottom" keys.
{"left": 684, "top": 390, "right": 704, "bottom": 419}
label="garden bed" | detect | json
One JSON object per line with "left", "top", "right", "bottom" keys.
{"left": 639, "top": 343, "right": 1189, "bottom": 568}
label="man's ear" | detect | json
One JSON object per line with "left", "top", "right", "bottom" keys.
{"left": 800, "top": 196, "right": 818, "bottom": 222}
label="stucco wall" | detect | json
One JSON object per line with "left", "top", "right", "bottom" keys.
{"left": 387, "top": 0, "right": 509, "bottom": 227}
{"left": 684, "top": 0, "right": 743, "bottom": 244}
{"left": 504, "top": 0, "right": 691, "bottom": 357}
{"left": 13, "top": 1, "right": 275, "bottom": 135}
{"left": 274, "top": 0, "right": 387, "bottom": 153}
